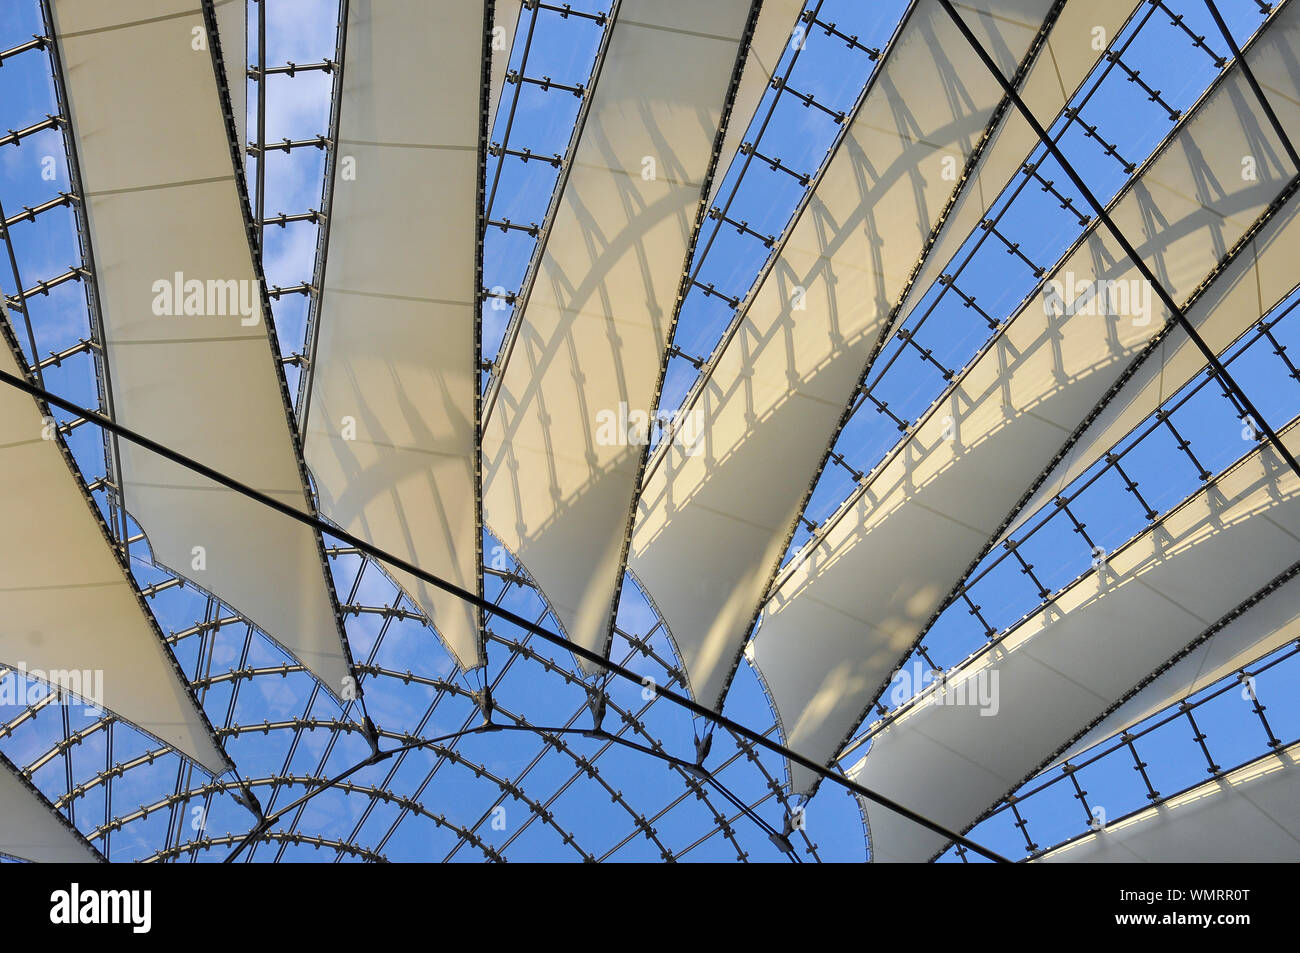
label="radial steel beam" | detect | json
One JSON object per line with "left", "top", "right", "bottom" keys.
{"left": 256, "top": 0, "right": 266, "bottom": 254}
{"left": 39, "top": 0, "right": 129, "bottom": 548}
{"left": 481, "top": 0, "right": 620, "bottom": 422}
{"left": 295, "top": 0, "right": 349, "bottom": 433}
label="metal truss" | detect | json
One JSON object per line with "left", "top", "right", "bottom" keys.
{"left": 940, "top": 0, "right": 1300, "bottom": 480}
{"left": 0, "top": 540, "right": 814, "bottom": 863}
{"left": 9, "top": 0, "right": 1285, "bottom": 866}
{"left": 763, "top": 0, "right": 1300, "bottom": 792}
{"left": 8, "top": 546, "right": 845, "bottom": 863}
{"left": 0, "top": 0, "right": 871, "bottom": 865}
{"left": 842, "top": 281, "right": 1300, "bottom": 762}
{"left": 787, "top": 0, "right": 1255, "bottom": 568}
{"left": 650, "top": 0, "right": 908, "bottom": 431}
{"left": 945, "top": 620, "right": 1300, "bottom": 861}
{"left": 694, "top": 0, "right": 1073, "bottom": 720}
{"left": 479, "top": 0, "right": 617, "bottom": 405}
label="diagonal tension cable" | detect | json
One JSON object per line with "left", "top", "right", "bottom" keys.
{"left": 937, "top": 0, "right": 1300, "bottom": 486}
{"left": 0, "top": 360, "right": 1009, "bottom": 863}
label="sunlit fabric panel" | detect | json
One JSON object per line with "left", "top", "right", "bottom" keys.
{"left": 854, "top": 426, "right": 1300, "bottom": 862}
{"left": 1005, "top": 4, "right": 1300, "bottom": 539}
{"left": 304, "top": 0, "right": 487, "bottom": 669}
{"left": 0, "top": 312, "right": 229, "bottom": 775}
{"left": 1039, "top": 742, "right": 1300, "bottom": 863}
{"left": 630, "top": 0, "right": 1055, "bottom": 710}
{"left": 213, "top": 0, "right": 245, "bottom": 154}
{"left": 705, "top": 0, "right": 805, "bottom": 209}
{"left": 50, "top": 0, "right": 353, "bottom": 696}
{"left": 482, "top": 0, "right": 757, "bottom": 668}
{"left": 897, "top": 0, "right": 1140, "bottom": 325}
{"left": 489, "top": 0, "right": 519, "bottom": 124}
{"left": 1054, "top": 573, "right": 1300, "bottom": 769}
{"left": 1008, "top": 207, "right": 1300, "bottom": 546}
{"left": 0, "top": 753, "right": 100, "bottom": 863}
{"left": 750, "top": 28, "right": 1297, "bottom": 795}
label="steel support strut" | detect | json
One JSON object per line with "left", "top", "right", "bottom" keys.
{"left": 256, "top": 0, "right": 266, "bottom": 254}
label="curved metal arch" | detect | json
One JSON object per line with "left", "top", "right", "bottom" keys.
{"left": 150, "top": 831, "right": 390, "bottom": 864}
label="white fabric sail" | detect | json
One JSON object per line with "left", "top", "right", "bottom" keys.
{"left": 751, "top": 10, "right": 1300, "bottom": 794}
{"left": 855, "top": 424, "right": 1300, "bottom": 862}
{"left": 0, "top": 306, "right": 229, "bottom": 774}
{"left": 304, "top": 0, "right": 490, "bottom": 669}
{"left": 50, "top": 0, "right": 354, "bottom": 696}
{"left": 1039, "top": 742, "right": 1300, "bottom": 863}
{"left": 483, "top": 0, "right": 760, "bottom": 668}
{"left": 0, "top": 753, "right": 101, "bottom": 863}
{"left": 631, "top": 0, "right": 1059, "bottom": 710}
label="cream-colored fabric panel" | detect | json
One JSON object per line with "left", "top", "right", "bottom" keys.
{"left": 0, "top": 311, "right": 229, "bottom": 774}
{"left": 1054, "top": 572, "right": 1300, "bottom": 768}
{"left": 1039, "top": 743, "right": 1300, "bottom": 863}
{"left": 751, "top": 39, "right": 1295, "bottom": 795}
{"left": 483, "top": 0, "right": 756, "bottom": 668}
{"left": 1250, "top": 0, "right": 1300, "bottom": 139}
{"left": 898, "top": 0, "right": 1138, "bottom": 324}
{"left": 51, "top": 0, "right": 352, "bottom": 696}
{"left": 1004, "top": 3, "right": 1300, "bottom": 542}
{"left": 489, "top": 0, "right": 519, "bottom": 125}
{"left": 705, "top": 0, "right": 805, "bottom": 209}
{"left": 305, "top": 0, "right": 484, "bottom": 668}
{"left": 630, "top": 0, "right": 1070, "bottom": 711}
{"left": 855, "top": 426, "right": 1300, "bottom": 862}
{"left": 1007, "top": 204, "right": 1300, "bottom": 545}
{"left": 213, "top": 0, "right": 245, "bottom": 156}
{"left": 0, "top": 754, "right": 100, "bottom": 863}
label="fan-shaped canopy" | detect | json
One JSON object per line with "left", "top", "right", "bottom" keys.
{"left": 0, "top": 0, "right": 1296, "bottom": 865}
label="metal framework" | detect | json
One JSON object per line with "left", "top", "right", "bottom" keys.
{"left": 0, "top": 0, "right": 1296, "bottom": 864}
{"left": 948, "top": 629, "right": 1300, "bottom": 861}
{"left": 756, "top": 0, "right": 1300, "bottom": 798}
